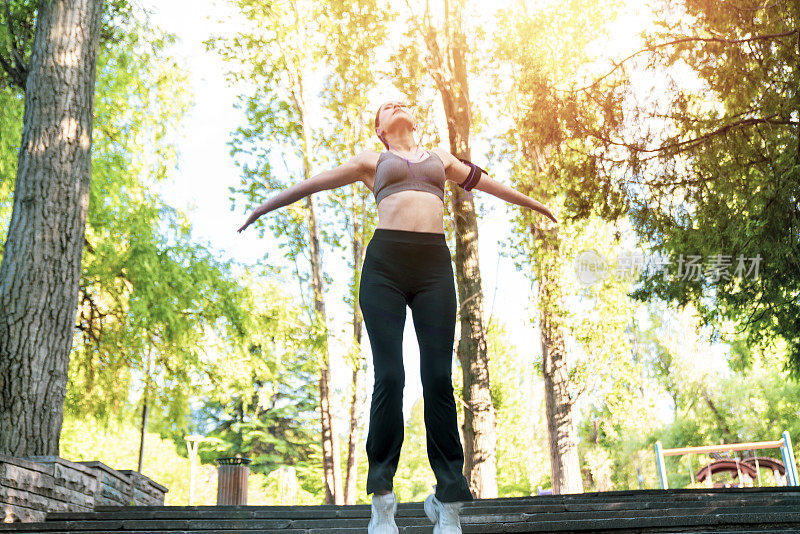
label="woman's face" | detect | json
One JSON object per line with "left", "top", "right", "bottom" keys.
{"left": 376, "top": 101, "right": 415, "bottom": 133}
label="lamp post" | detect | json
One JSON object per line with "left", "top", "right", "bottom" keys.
{"left": 185, "top": 434, "right": 205, "bottom": 505}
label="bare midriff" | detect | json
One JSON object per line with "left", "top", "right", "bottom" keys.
{"left": 374, "top": 190, "right": 445, "bottom": 234}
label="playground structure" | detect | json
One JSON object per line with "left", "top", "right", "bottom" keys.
{"left": 655, "top": 430, "right": 799, "bottom": 489}
{"left": 693, "top": 456, "right": 786, "bottom": 487}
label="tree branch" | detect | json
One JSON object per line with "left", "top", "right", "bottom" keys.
{"left": 1, "top": 0, "right": 29, "bottom": 89}
{"left": 0, "top": 52, "right": 22, "bottom": 87}
{"left": 722, "top": 0, "right": 787, "bottom": 12}
{"left": 567, "top": 28, "right": 799, "bottom": 94}
{"left": 586, "top": 113, "right": 797, "bottom": 156}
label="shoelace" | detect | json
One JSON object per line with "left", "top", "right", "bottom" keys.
{"left": 437, "top": 497, "right": 462, "bottom": 527}
{"left": 371, "top": 493, "right": 396, "bottom": 525}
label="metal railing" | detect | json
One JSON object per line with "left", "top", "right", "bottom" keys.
{"left": 654, "top": 430, "right": 798, "bottom": 489}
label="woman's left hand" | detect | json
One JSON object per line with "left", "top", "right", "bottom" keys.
{"left": 543, "top": 209, "right": 558, "bottom": 224}
{"left": 532, "top": 201, "right": 557, "bottom": 224}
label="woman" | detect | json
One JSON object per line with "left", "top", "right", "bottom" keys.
{"left": 238, "top": 100, "right": 557, "bottom": 534}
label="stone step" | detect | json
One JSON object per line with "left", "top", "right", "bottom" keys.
{"left": 22, "top": 504, "right": 800, "bottom": 525}
{"left": 2, "top": 488, "right": 800, "bottom": 533}
{"left": 2, "top": 519, "right": 800, "bottom": 534}
{"left": 2, "top": 510, "right": 800, "bottom": 532}
{"left": 83, "top": 487, "right": 800, "bottom": 511}
{"left": 42, "top": 497, "right": 800, "bottom": 521}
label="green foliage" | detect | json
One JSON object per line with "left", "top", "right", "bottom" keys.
{"left": 613, "top": 0, "right": 800, "bottom": 375}
{"left": 452, "top": 317, "right": 553, "bottom": 496}
{"left": 206, "top": 0, "right": 319, "bottom": 247}
{"left": 0, "top": 89, "right": 22, "bottom": 241}
{"left": 193, "top": 324, "right": 323, "bottom": 496}
{"left": 388, "top": 315, "right": 553, "bottom": 501}
{"left": 0, "top": 0, "right": 36, "bottom": 89}
{"left": 5, "top": 0, "right": 797, "bottom": 502}
{"left": 63, "top": 17, "right": 257, "bottom": 427}
{"left": 656, "top": 339, "right": 800, "bottom": 455}
{"left": 0, "top": 0, "right": 143, "bottom": 90}
{"left": 490, "top": 0, "right": 629, "bottom": 225}
{"left": 206, "top": 2, "right": 351, "bottom": 394}
{"left": 315, "top": 0, "right": 389, "bottom": 296}
{"left": 59, "top": 414, "right": 321, "bottom": 505}
{"left": 392, "top": 398, "right": 438, "bottom": 503}
{"left": 207, "top": 0, "right": 399, "bottom": 502}
{"left": 490, "top": 0, "right": 799, "bottom": 492}
{"left": 489, "top": 0, "right": 645, "bottom": 423}
{"left": 60, "top": 415, "right": 206, "bottom": 505}
{"left": 578, "top": 304, "right": 800, "bottom": 491}
{"left": 143, "top": 274, "right": 325, "bottom": 496}
{"left": 579, "top": 394, "right": 664, "bottom": 492}
{"left": 487, "top": 319, "right": 549, "bottom": 495}
{"left": 0, "top": 6, "right": 322, "bottom": 492}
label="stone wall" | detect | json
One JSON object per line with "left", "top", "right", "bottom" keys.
{"left": 118, "top": 470, "right": 169, "bottom": 506}
{"left": 0, "top": 455, "right": 168, "bottom": 523}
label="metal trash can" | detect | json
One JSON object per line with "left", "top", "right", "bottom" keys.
{"left": 216, "top": 456, "right": 251, "bottom": 505}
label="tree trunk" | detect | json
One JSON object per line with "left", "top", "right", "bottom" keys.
{"left": 306, "top": 181, "right": 342, "bottom": 507}
{"left": 344, "top": 187, "right": 367, "bottom": 505}
{"left": 524, "top": 138, "right": 583, "bottom": 495}
{"left": 702, "top": 388, "right": 735, "bottom": 442}
{"left": 420, "top": 4, "right": 498, "bottom": 498}
{"left": 137, "top": 347, "right": 153, "bottom": 472}
{"left": 317, "top": 353, "right": 342, "bottom": 504}
{"left": 538, "top": 225, "right": 583, "bottom": 494}
{"left": 0, "top": 0, "right": 103, "bottom": 456}
{"left": 307, "top": 192, "right": 342, "bottom": 505}
{"left": 344, "top": 364, "right": 361, "bottom": 504}
{"left": 298, "top": 94, "right": 342, "bottom": 505}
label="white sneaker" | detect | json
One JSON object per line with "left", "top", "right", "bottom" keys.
{"left": 367, "top": 491, "right": 399, "bottom": 534}
{"left": 424, "top": 487, "right": 463, "bottom": 533}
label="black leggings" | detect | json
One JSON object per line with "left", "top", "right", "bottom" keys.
{"left": 358, "top": 228, "right": 473, "bottom": 503}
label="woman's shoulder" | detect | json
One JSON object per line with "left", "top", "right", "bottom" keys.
{"left": 351, "top": 149, "right": 383, "bottom": 171}
{"left": 429, "top": 147, "right": 456, "bottom": 168}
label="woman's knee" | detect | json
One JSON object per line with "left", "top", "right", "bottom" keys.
{"left": 421, "top": 370, "right": 453, "bottom": 398}
{"left": 374, "top": 371, "right": 405, "bottom": 396}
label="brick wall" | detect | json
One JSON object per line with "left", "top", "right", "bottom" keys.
{"left": 0, "top": 455, "right": 168, "bottom": 523}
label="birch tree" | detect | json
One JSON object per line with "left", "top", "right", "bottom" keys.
{"left": 490, "top": 0, "right": 631, "bottom": 493}
{"left": 208, "top": 0, "right": 344, "bottom": 504}
{"left": 397, "top": 0, "right": 499, "bottom": 498}
{"left": 315, "top": 0, "right": 391, "bottom": 504}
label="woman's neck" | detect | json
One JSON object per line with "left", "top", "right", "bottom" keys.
{"left": 382, "top": 126, "right": 419, "bottom": 154}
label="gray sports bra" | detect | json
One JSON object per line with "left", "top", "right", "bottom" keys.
{"left": 373, "top": 150, "right": 446, "bottom": 205}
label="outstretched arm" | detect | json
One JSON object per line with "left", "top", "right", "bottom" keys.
{"left": 237, "top": 151, "right": 375, "bottom": 233}
{"left": 433, "top": 149, "right": 558, "bottom": 224}
{"left": 475, "top": 173, "right": 558, "bottom": 224}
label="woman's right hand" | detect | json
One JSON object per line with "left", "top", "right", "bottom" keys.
{"left": 237, "top": 208, "right": 262, "bottom": 233}
{"left": 237, "top": 157, "right": 369, "bottom": 234}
